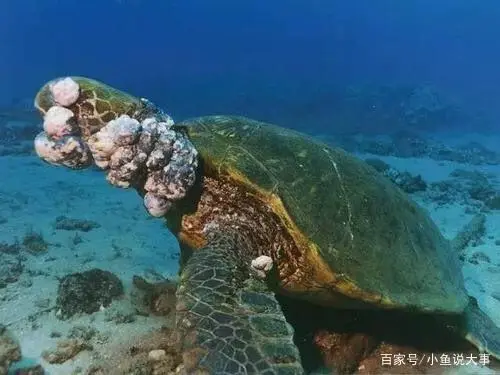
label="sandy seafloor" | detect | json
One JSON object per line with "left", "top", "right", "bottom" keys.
{"left": 1, "top": 154, "right": 180, "bottom": 374}
{"left": 0, "top": 133, "right": 499, "bottom": 375}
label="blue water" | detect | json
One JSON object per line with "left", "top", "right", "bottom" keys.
{"left": 2, "top": 1, "right": 500, "bottom": 374}
{"left": 3, "top": 0, "right": 500, "bottom": 133}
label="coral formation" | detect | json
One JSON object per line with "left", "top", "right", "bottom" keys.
{"left": 383, "top": 169, "right": 427, "bottom": 194}
{"left": 41, "top": 338, "right": 91, "bottom": 364}
{"left": 0, "top": 325, "right": 21, "bottom": 375}
{"left": 424, "top": 169, "right": 498, "bottom": 209}
{"left": 132, "top": 275, "right": 176, "bottom": 316}
{"left": 468, "top": 251, "right": 491, "bottom": 265}
{"left": 327, "top": 133, "right": 500, "bottom": 165}
{"left": 364, "top": 158, "right": 427, "bottom": 194}
{"left": 22, "top": 229, "right": 49, "bottom": 254}
{"left": 0, "top": 242, "right": 23, "bottom": 289}
{"left": 54, "top": 215, "right": 101, "bottom": 232}
{"left": 56, "top": 268, "right": 123, "bottom": 319}
{"left": 12, "top": 364, "right": 44, "bottom": 374}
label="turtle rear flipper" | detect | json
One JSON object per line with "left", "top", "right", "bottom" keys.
{"left": 176, "top": 235, "right": 304, "bottom": 374}
{"left": 463, "top": 297, "right": 500, "bottom": 361}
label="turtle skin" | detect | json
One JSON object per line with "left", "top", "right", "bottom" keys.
{"left": 176, "top": 231, "right": 303, "bottom": 374}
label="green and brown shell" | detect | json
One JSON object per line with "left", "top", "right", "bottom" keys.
{"left": 176, "top": 115, "right": 468, "bottom": 314}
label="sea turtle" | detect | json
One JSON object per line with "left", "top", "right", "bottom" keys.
{"left": 33, "top": 76, "right": 500, "bottom": 374}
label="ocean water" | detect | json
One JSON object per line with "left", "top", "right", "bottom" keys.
{"left": 1, "top": 1, "right": 500, "bottom": 374}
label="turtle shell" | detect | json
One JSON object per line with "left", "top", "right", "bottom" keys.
{"left": 178, "top": 115, "right": 468, "bottom": 314}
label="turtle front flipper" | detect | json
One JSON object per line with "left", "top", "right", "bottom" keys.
{"left": 176, "top": 233, "right": 304, "bottom": 374}
{"left": 463, "top": 297, "right": 500, "bottom": 361}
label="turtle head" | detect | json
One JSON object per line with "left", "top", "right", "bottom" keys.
{"left": 34, "top": 76, "right": 171, "bottom": 139}
{"left": 33, "top": 76, "right": 199, "bottom": 218}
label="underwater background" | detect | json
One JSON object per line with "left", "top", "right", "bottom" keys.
{"left": 4, "top": 0, "right": 500, "bottom": 134}
{"left": 1, "top": 0, "right": 500, "bottom": 374}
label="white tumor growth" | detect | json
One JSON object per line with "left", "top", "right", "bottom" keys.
{"left": 143, "top": 192, "right": 172, "bottom": 217}
{"left": 34, "top": 132, "right": 91, "bottom": 168}
{"left": 50, "top": 77, "right": 80, "bottom": 107}
{"left": 43, "top": 106, "right": 75, "bottom": 139}
{"left": 87, "top": 115, "right": 141, "bottom": 168}
{"left": 251, "top": 255, "right": 274, "bottom": 279}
